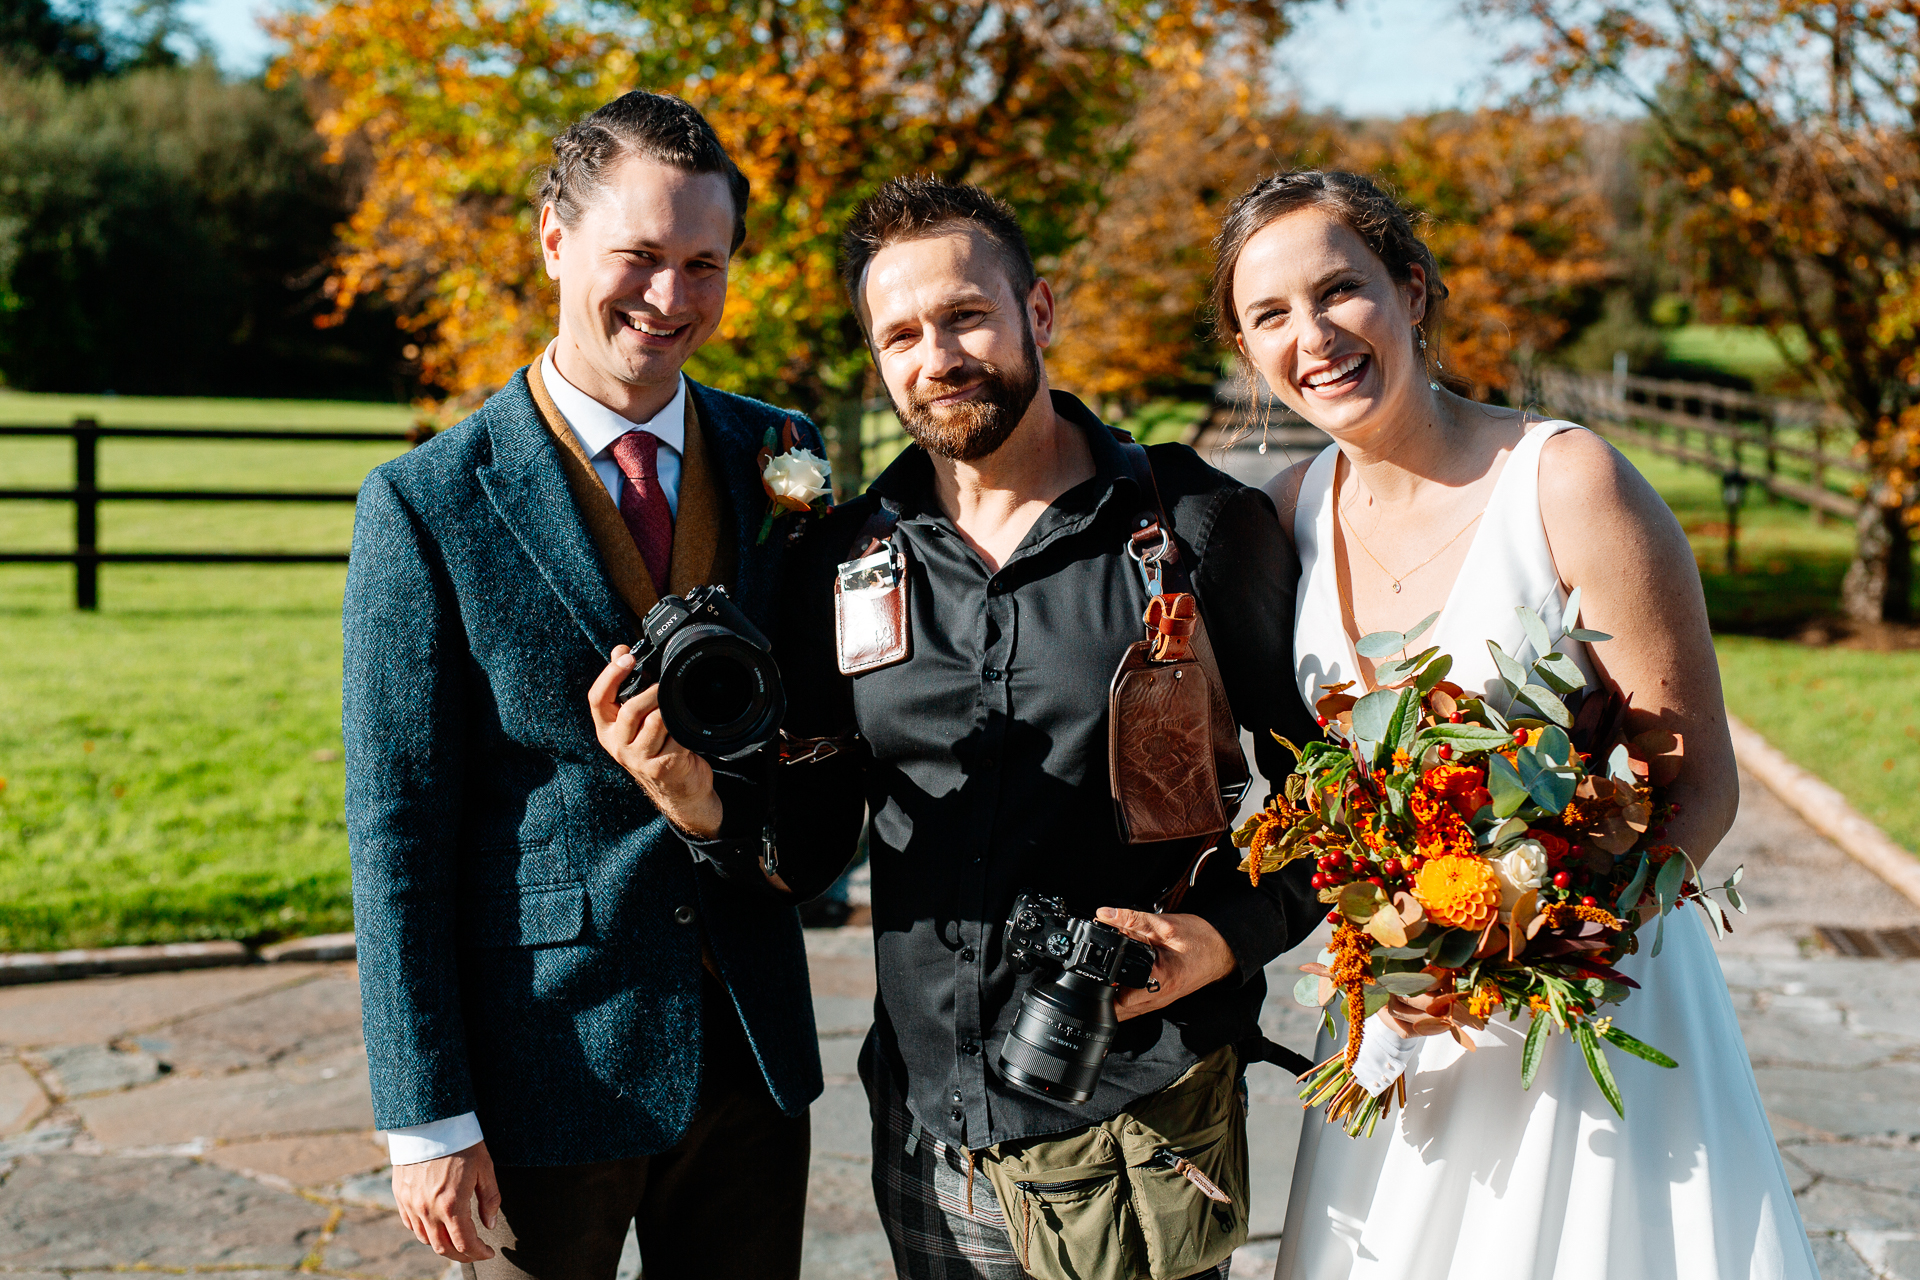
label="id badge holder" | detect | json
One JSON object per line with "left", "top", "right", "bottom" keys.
{"left": 834, "top": 539, "right": 911, "bottom": 674}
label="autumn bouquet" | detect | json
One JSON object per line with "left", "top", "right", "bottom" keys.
{"left": 1233, "top": 596, "right": 1746, "bottom": 1138}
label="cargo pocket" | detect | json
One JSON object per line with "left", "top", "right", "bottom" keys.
{"left": 1007, "top": 1168, "right": 1130, "bottom": 1280}
{"left": 1119, "top": 1048, "right": 1249, "bottom": 1279}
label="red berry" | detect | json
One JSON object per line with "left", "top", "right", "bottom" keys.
{"left": 1326, "top": 908, "right": 1343, "bottom": 923}
{"left": 1367, "top": 876, "right": 1386, "bottom": 888}
{"left": 1437, "top": 745, "right": 1454, "bottom": 761}
{"left": 1310, "top": 873, "right": 1327, "bottom": 889}
{"left": 1552, "top": 871, "right": 1572, "bottom": 890}
{"left": 1448, "top": 711, "right": 1464, "bottom": 724}
{"left": 1353, "top": 859, "right": 1374, "bottom": 877}
{"left": 1382, "top": 858, "right": 1403, "bottom": 877}
{"left": 1315, "top": 715, "right": 1329, "bottom": 727}
{"left": 1513, "top": 728, "right": 1529, "bottom": 745}
{"left": 1327, "top": 852, "right": 1349, "bottom": 871}
{"left": 1649, "top": 825, "right": 1668, "bottom": 839}
{"left": 1580, "top": 896, "right": 1599, "bottom": 908}
{"left": 1669, "top": 803, "right": 1683, "bottom": 815}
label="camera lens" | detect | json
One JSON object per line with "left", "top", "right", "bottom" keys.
{"left": 998, "top": 970, "right": 1120, "bottom": 1105}
{"left": 656, "top": 626, "right": 786, "bottom": 761}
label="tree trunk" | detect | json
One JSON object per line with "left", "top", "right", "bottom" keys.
{"left": 820, "top": 398, "right": 866, "bottom": 503}
{"left": 1841, "top": 501, "right": 1915, "bottom": 623}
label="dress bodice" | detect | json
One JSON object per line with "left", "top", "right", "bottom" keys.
{"left": 1291, "top": 421, "right": 1598, "bottom": 714}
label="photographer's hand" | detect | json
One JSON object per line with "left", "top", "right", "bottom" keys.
{"left": 1095, "top": 908, "right": 1236, "bottom": 1021}
{"left": 589, "top": 646, "right": 723, "bottom": 839}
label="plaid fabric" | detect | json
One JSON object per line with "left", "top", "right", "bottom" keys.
{"left": 861, "top": 1033, "right": 1230, "bottom": 1280}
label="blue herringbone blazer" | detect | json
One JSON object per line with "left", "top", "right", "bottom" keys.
{"left": 342, "top": 368, "right": 825, "bottom": 1167}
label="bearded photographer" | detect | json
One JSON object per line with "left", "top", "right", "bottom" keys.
{"left": 592, "top": 176, "right": 1320, "bottom": 1280}
{"left": 343, "top": 91, "right": 828, "bottom": 1280}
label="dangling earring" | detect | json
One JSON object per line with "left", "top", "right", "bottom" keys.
{"left": 1247, "top": 367, "right": 1273, "bottom": 455}
{"left": 1418, "top": 325, "right": 1441, "bottom": 392}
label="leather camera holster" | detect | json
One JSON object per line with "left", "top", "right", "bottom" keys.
{"left": 834, "top": 508, "right": 910, "bottom": 675}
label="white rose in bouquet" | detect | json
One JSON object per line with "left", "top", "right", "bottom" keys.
{"left": 1493, "top": 840, "right": 1550, "bottom": 911}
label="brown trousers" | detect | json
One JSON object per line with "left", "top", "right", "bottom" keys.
{"left": 466, "top": 980, "right": 811, "bottom": 1280}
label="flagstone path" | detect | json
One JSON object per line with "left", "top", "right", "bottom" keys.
{"left": 2, "top": 763, "right": 1917, "bottom": 1280}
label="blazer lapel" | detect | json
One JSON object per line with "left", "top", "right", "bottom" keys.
{"left": 475, "top": 370, "right": 633, "bottom": 658}
{"left": 687, "top": 380, "right": 777, "bottom": 620}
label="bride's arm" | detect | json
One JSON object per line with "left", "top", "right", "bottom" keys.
{"left": 1261, "top": 459, "right": 1314, "bottom": 553}
{"left": 1538, "top": 428, "right": 1739, "bottom": 867}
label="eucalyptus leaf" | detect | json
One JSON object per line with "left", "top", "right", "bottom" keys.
{"left": 1485, "top": 815, "right": 1530, "bottom": 848}
{"left": 1573, "top": 1020, "right": 1625, "bottom": 1117}
{"left": 1566, "top": 628, "right": 1614, "bottom": 643}
{"left": 1607, "top": 744, "right": 1636, "bottom": 785}
{"left": 1600, "top": 1025, "right": 1679, "bottom": 1069}
{"left": 1373, "top": 646, "right": 1441, "bottom": 687}
{"left": 1533, "top": 651, "right": 1589, "bottom": 695}
{"left": 1376, "top": 971, "right": 1438, "bottom": 996}
{"left": 1293, "top": 975, "right": 1322, "bottom": 1008}
{"left": 1517, "top": 605, "right": 1552, "bottom": 659}
{"left": 1651, "top": 914, "right": 1667, "bottom": 958}
{"left": 1361, "top": 988, "right": 1393, "bottom": 1019}
{"left": 1402, "top": 610, "right": 1441, "bottom": 648}
{"left": 1480, "top": 700, "right": 1509, "bottom": 732}
{"left": 1654, "top": 853, "right": 1686, "bottom": 914}
{"left": 1535, "top": 725, "right": 1572, "bottom": 766}
{"left": 1725, "top": 882, "right": 1745, "bottom": 913}
{"left": 1518, "top": 748, "right": 1576, "bottom": 813}
{"left": 1563, "top": 585, "right": 1583, "bottom": 632}
{"left": 1516, "top": 684, "right": 1574, "bottom": 730}
{"left": 1520, "top": 1012, "right": 1550, "bottom": 1090}
{"left": 1430, "top": 927, "right": 1480, "bottom": 968}
{"left": 1355, "top": 628, "right": 1410, "bottom": 659}
{"left": 1391, "top": 688, "right": 1423, "bottom": 754}
{"left": 1614, "top": 851, "right": 1651, "bottom": 917}
{"left": 1487, "top": 640, "right": 1530, "bottom": 692}
{"left": 1351, "top": 689, "right": 1401, "bottom": 744}
{"left": 1416, "top": 652, "right": 1454, "bottom": 693}
{"left": 1371, "top": 945, "right": 1429, "bottom": 959}
{"left": 1488, "top": 751, "right": 1530, "bottom": 819}
{"left": 1696, "top": 895, "right": 1727, "bottom": 938}
{"left": 1426, "top": 724, "right": 1520, "bottom": 750}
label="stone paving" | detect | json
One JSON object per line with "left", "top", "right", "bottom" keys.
{"left": 4, "top": 766, "right": 1920, "bottom": 1278}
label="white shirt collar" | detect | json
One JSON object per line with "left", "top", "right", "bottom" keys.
{"left": 541, "top": 342, "right": 687, "bottom": 460}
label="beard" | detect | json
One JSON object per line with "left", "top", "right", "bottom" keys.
{"left": 890, "top": 334, "right": 1042, "bottom": 463}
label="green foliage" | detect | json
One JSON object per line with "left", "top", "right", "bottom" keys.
{"left": 0, "top": 0, "right": 110, "bottom": 81}
{"left": 0, "top": 64, "right": 411, "bottom": 398}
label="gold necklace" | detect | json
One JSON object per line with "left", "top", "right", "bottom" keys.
{"left": 1339, "top": 500, "right": 1485, "bottom": 595}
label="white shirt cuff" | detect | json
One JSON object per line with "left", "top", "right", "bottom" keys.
{"left": 384, "top": 1112, "right": 484, "bottom": 1165}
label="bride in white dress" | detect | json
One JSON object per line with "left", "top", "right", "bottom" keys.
{"left": 1204, "top": 171, "right": 1819, "bottom": 1280}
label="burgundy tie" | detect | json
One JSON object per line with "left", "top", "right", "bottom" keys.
{"left": 609, "top": 430, "right": 674, "bottom": 591}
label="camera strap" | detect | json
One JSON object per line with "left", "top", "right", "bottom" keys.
{"left": 1107, "top": 433, "right": 1252, "bottom": 904}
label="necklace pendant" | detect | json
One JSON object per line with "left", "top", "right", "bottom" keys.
{"left": 1391, "top": 580, "right": 1402, "bottom": 593}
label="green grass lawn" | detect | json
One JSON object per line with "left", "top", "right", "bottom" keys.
{"left": 0, "top": 391, "right": 414, "bottom": 951}
{"left": 0, "top": 393, "right": 1914, "bottom": 952}
{"left": 1662, "top": 325, "right": 1809, "bottom": 392}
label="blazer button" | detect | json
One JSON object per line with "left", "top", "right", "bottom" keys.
{"left": 673, "top": 905, "right": 696, "bottom": 925}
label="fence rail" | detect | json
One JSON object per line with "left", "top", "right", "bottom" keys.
{"left": 1532, "top": 368, "right": 1864, "bottom": 521}
{"left": 0, "top": 418, "right": 427, "bottom": 609}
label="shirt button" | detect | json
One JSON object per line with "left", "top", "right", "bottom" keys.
{"left": 982, "top": 668, "right": 1001, "bottom": 681}
{"left": 961, "top": 1040, "right": 980, "bottom": 1056}
{"left": 988, "top": 581, "right": 1005, "bottom": 595}
{"left": 959, "top": 947, "right": 976, "bottom": 963}
{"left": 672, "top": 905, "right": 696, "bottom": 925}
{"left": 951, "top": 1108, "right": 965, "bottom": 1123}
{"left": 952, "top": 1089, "right": 964, "bottom": 1104}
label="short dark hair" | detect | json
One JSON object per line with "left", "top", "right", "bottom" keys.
{"left": 838, "top": 176, "right": 1037, "bottom": 324}
{"left": 1209, "top": 170, "right": 1447, "bottom": 348}
{"left": 536, "top": 91, "right": 750, "bottom": 252}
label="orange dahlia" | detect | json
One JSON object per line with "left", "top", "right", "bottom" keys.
{"left": 1412, "top": 854, "right": 1502, "bottom": 931}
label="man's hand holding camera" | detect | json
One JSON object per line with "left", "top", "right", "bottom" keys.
{"left": 1096, "top": 908, "right": 1236, "bottom": 1022}
{"left": 589, "top": 645, "right": 723, "bottom": 839}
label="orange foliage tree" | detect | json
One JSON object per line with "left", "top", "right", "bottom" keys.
{"left": 272, "top": 0, "right": 1291, "bottom": 487}
{"left": 1494, "top": 0, "right": 1920, "bottom": 622}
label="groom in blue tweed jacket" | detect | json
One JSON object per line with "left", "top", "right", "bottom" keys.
{"left": 343, "top": 92, "right": 824, "bottom": 1279}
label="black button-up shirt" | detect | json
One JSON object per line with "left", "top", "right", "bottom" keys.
{"left": 704, "top": 391, "right": 1318, "bottom": 1147}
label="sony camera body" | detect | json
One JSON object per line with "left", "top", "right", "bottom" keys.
{"left": 615, "top": 585, "right": 786, "bottom": 761}
{"left": 998, "top": 891, "right": 1157, "bottom": 1104}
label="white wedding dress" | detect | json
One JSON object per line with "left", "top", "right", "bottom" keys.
{"left": 1273, "top": 422, "right": 1818, "bottom": 1280}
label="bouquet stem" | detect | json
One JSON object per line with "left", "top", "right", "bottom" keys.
{"left": 1298, "top": 1053, "right": 1408, "bottom": 1138}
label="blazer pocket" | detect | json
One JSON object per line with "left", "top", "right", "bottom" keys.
{"left": 465, "top": 882, "right": 589, "bottom": 948}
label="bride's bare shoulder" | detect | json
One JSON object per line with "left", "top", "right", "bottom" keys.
{"left": 1261, "top": 459, "right": 1316, "bottom": 541}
{"left": 1536, "top": 423, "right": 1687, "bottom": 557}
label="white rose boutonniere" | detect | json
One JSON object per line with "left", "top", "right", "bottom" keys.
{"left": 757, "top": 421, "right": 833, "bottom": 543}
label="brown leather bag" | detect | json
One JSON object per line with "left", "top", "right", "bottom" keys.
{"left": 833, "top": 508, "right": 910, "bottom": 674}
{"left": 1107, "top": 435, "right": 1251, "bottom": 848}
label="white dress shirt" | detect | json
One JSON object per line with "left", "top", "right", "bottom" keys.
{"left": 541, "top": 341, "right": 686, "bottom": 516}
{"left": 384, "top": 347, "right": 689, "bottom": 1168}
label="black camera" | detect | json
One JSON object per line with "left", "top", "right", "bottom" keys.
{"left": 615, "top": 586, "right": 786, "bottom": 761}
{"left": 998, "top": 892, "right": 1157, "bottom": 1105}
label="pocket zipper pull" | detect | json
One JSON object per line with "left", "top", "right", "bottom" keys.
{"left": 1151, "top": 1150, "right": 1233, "bottom": 1204}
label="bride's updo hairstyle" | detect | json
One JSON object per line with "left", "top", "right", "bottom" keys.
{"left": 1208, "top": 170, "right": 1448, "bottom": 357}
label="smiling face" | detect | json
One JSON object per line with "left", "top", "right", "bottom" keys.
{"left": 859, "top": 228, "right": 1050, "bottom": 461}
{"left": 1231, "top": 206, "right": 1429, "bottom": 439}
{"left": 540, "top": 153, "right": 736, "bottom": 418}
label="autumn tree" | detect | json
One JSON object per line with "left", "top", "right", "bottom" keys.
{"left": 273, "top": 0, "right": 1290, "bottom": 492}
{"left": 1492, "top": 0, "right": 1920, "bottom": 623}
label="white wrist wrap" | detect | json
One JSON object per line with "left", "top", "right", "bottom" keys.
{"left": 1352, "top": 1010, "right": 1421, "bottom": 1097}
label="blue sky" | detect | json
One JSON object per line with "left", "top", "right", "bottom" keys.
{"left": 186, "top": 0, "right": 1538, "bottom": 119}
